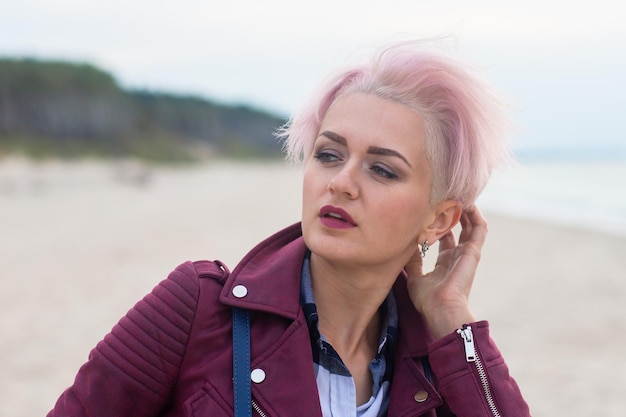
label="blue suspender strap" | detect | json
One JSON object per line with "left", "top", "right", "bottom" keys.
{"left": 232, "top": 307, "right": 251, "bottom": 417}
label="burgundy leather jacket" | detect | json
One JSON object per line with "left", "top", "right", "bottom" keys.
{"left": 48, "top": 223, "right": 530, "bottom": 416}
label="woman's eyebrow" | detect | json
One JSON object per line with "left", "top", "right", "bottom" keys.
{"left": 367, "top": 146, "right": 412, "bottom": 168}
{"left": 318, "top": 130, "right": 412, "bottom": 168}
{"left": 318, "top": 130, "right": 347, "bottom": 146}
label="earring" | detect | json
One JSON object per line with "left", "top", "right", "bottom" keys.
{"left": 420, "top": 240, "right": 430, "bottom": 258}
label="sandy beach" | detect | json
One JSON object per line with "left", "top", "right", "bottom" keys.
{"left": 1, "top": 158, "right": 625, "bottom": 417}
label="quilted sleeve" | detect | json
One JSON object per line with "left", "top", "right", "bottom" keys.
{"left": 47, "top": 262, "right": 201, "bottom": 417}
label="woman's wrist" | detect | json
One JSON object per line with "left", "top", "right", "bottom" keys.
{"left": 425, "top": 306, "right": 476, "bottom": 340}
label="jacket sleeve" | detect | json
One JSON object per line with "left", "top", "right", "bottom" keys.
{"left": 47, "top": 262, "right": 201, "bottom": 417}
{"left": 428, "top": 321, "right": 530, "bottom": 417}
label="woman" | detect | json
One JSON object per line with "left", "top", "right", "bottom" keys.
{"left": 48, "top": 41, "right": 530, "bottom": 416}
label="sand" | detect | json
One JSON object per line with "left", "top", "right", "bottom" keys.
{"left": 1, "top": 158, "right": 625, "bottom": 417}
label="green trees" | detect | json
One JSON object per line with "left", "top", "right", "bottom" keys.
{"left": 0, "top": 59, "right": 285, "bottom": 161}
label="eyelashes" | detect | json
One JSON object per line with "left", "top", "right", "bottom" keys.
{"left": 313, "top": 149, "right": 399, "bottom": 180}
{"left": 313, "top": 149, "right": 340, "bottom": 163}
{"left": 370, "top": 164, "right": 398, "bottom": 179}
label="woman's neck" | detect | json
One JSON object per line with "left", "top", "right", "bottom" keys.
{"left": 309, "top": 252, "right": 400, "bottom": 405}
{"left": 309, "top": 252, "right": 398, "bottom": 356}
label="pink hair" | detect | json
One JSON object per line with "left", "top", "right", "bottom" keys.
{"left": 277, "top": 40, "right": 512, "bottom": 206}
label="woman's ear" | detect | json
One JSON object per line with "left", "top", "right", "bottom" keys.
{"left": 423, "top": 200, "right": 462, "bottom": 242}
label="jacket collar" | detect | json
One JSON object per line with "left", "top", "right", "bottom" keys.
{"left": 219, "top": 222, "right": 432, "bottom": 355}
{"left": 219, "top": 223, "right": 307, "bottom": 319}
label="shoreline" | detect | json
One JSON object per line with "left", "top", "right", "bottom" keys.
{"left": 2, "top": 159, "right": 625, "bottom": 416}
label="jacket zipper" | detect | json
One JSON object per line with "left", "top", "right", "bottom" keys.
{"left": 457, "top": 325, "right": 502, "bottom": 417}
{"left": 252, "top": 400, "right": 268, "bottom": 417}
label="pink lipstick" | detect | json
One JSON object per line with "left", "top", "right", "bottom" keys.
{"left": 319, "top": 205, "right": 357, "bottom": 229}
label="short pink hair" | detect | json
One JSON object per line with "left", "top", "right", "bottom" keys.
{"left": 277, "top": 41, "right": 512, "bottom": 206}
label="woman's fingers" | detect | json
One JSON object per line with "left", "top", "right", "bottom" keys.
{"left": 459, "top": 205, "right": 488, "bottom": 247}
{"left": 437, "top": 230, "right": 456, "bottom": 252}
{"left": 405, "top": 246, "right": 425, "bottom": 277}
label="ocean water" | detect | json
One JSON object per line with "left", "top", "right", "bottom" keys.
{"left": 477, "top": 147, "right": 626, "bottom": 238}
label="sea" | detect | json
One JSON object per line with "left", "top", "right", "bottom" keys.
{"left": 477, "top": 145, "right": 626, "bottom": 238}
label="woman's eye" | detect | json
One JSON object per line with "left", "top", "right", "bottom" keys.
{"left": 370, "top": 164, "right": 398, "bottom": 179}
{"left": 313, "top": 150, "right": 340, "bottom": 163}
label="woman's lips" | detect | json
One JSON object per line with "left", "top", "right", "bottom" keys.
{"left": 319, "top": 205, "right": 357, "bottom": 229}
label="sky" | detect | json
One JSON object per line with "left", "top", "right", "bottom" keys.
{"left": 1, "top": 0, "right": 625, "bottom": 152}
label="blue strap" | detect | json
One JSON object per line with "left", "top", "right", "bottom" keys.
{"left": 421, "top": 356, "right": 433, "bottom": 383}
{"left": 232, "top": 307, "right": 251, "bottom": 417}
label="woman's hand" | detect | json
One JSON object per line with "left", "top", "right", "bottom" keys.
{"left": 405, "top": 205, "right": 487, "bottom": 339}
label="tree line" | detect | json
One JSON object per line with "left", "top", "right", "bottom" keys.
{"left": 0, "top": 58, "right": 286, "bottom": 161}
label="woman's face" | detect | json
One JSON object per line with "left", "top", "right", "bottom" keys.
{"left": 302, "top": 92, "right": 439, "bottom": 269}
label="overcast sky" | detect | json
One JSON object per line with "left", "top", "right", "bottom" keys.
{"left": 2, "top": 1, "right": 625, "bottom": 151}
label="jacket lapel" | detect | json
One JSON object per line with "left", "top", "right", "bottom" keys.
{"left": 249, "top": 311, "right": 324, "bottom": 417}
{"left": 387, "top": 277, "right": 444, "bottom": 416}
{"left": 217, "top": 223, "right": 323, "bottom": 415}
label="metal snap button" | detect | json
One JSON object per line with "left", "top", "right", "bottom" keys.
{"left": 414, "top": 390, "right": 429, "bottom": 403}
{"left": 232, "top": 285, "right": 248, "bottom": 298}
{"left": 250, "top": 368, "right": 266, "bottom": 383}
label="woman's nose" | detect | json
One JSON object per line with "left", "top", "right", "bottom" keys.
{"left": 328, "top": 164, "right": 360, "bottom": 199}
